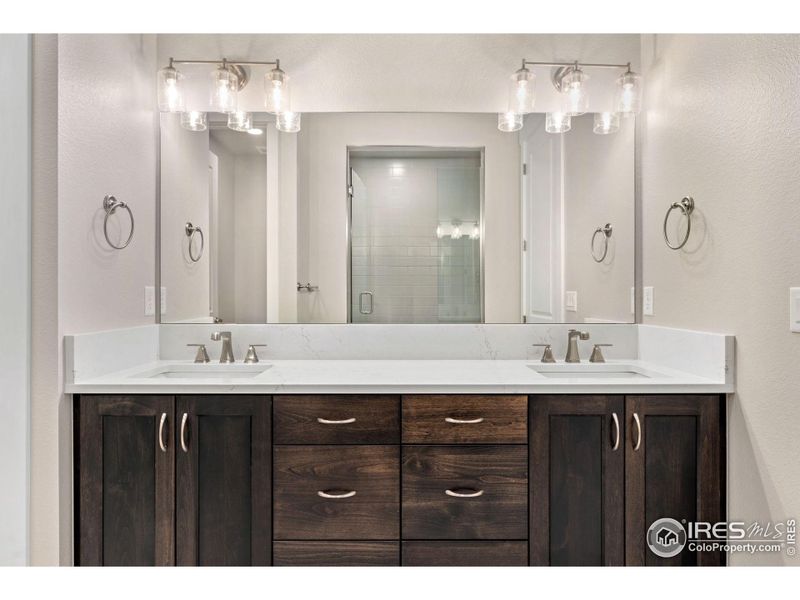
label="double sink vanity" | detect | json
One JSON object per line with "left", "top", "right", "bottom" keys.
{"left": 66, "top": 323, "right": 733, "bottom": 567}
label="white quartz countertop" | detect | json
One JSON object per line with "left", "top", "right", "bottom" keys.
{"left": 65, "top": 358, "right": 733, "bottom": 395}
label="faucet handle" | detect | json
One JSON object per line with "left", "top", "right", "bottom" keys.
{"left": 244, "top": 344, "right": 267, "bottom": 364}
{"left": 589, "top": 343, "right": 613, "bottom": 363}
{"left": 531, "top": 344, "right": 556, "bottom": 363}
{"left": 187, "top": 344, "right": 210, "bottom": 363}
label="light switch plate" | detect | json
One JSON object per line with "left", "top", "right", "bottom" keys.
{"left": 160, "top": 286, "right": 167, "bottom": 315}
{"left": 791, "top": 288, "right": 800, "bottom": 332}
{"left": 565, "top": 291, "right": 578, "bottom": 312}
{"left": 643, "top": 286, "right": 655, "bottom": 316}
{"left": 144, "top": 286, "right": 155, "bottom": 316}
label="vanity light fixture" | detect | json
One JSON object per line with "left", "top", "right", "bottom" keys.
{"left": 498, "top": 59, "right": 642, "bottom": 133}
{"left": 276, "top": 111, "right": 301, "bottom": 133}
{"left": 470, "top": 223, "right": 481, "bottom": 240}
{"left": 157, "top": 59, "right": 184, "bottom": 113}
{"left": 450, "top": 222, "right": 463, "bottom": 240}
{"left": 593, "top": 111, "right": 620, "bottom": 135}
{"left": 227, "top": 110, "right": 252, "bottom": 132}
{"left": 265, "top": 63, "right": 291, "bottom": 115}
{"left": 180, "top": 111, "right": 207, "bottom": 132}
{"left": 210, "top": 60, "right": 241, "bottom": 113}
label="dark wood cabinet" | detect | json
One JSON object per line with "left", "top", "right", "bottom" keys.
{"left": 175, "top": 395, "right": 271, "bottom": 566}
{"left": 402, "top": 541, "right": 528, "bottom": 566}
{"left": 76, "top": 395, "right": 175, "bottom": 566}
{"left": 530, "top": 395, "right": 624, "bottom": 566}
{"left": 625, "top": 395, "right": 723, "bottom": 566}
{"left": 274, "top": 541, "right": 399, "bottom": 566}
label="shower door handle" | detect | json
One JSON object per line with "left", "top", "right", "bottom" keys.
{"left": 359, "top": 291, "right": 374, "bottom": 314}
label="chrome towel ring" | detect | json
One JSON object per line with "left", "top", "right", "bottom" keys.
{"left": 185, "top": 222, "right": 204, "bottom": 263}
{"left": 663, "top": 196, "right": 695, "bottom": 250}
{"left": 591, "top": 223, "right": 612, "bottom": 262}
{"left": 102, "top": 195, "right": 134, "bottom": 250}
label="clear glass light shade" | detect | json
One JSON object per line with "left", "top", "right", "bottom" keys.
{"left": 451, "top": 224, "right": 462, "bottom": 240}
{"left": 545, "top": 112, "right": 571, "bottom": 134}
{"left": 508, "top": 68, "right": 536, "bottom": 114}
{"left": 264, "top": 68, "right": 291, "bottom": 114}
{"left": 157, "top": 66, "right": 184, "bottom": 113}
{"left": 227, "top": 111, "right": 252, "bottom": 132}
{"left": 276, "top": 111, "right": 301, "bottom": 133}
{"left": 436, "top": 225, "right": 444, "bottom": 239}
{"left": 615, "top": 70, "right": 643, "bottom": 114}
{"left": 497, "top": 112, "right": 523, "bottom": 132}
{"left": 593, "top": 112, "right": 620, "bottom": 135}
{"left": 470, "top": 223, "right": 481, "bottom": 240}
{"left": 180, "top": 111, "right": 207, "bottom": 132}
{"left": 561, "top": 68, "right": 589, "bottom": 116}
{"left": 210, "top": 66, "right": 239, "bottom": 113}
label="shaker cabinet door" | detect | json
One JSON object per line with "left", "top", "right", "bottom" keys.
{"left": 530, "top": 395, "right": 625, "bottom": 566}
{"left": 77, "top": 395, "right": 175, "bottom": 566}
{"left": 175, "top": 395, "right": 271, "bottom": 566}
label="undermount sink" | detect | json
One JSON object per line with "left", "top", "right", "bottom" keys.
{"left": 132, "top": 364, "right": 272, "bottom": 380}
{"left": 527, "top": 363, "right": 659, "bottom": 379}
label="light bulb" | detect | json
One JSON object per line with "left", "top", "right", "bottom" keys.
{"left": 615, "top": 69, "right": 642, "bottom": 114}
{"left": 264, "top": 67, "right": 291, "bottom": 114}
{"left": 498, "top": 112, "right": 523, "bottom": 132}
{"left": 210, "top": 65, "right": 239, "bottom": 114}
{"left": 593, "top": 112, "right": 620, "bottom": 135}
{"left": 451, "top": 223, "right": 462, "bottom": 240}
{"left": 470, "top": 223, "right": 480, "bottom": 240}
{"left": 276, "top": 111, "right": 301, "bottom": 133}
{"left": 561, "top": 67, "right": 589, "bottom": 116}
{"left": 508, "top": 68, "right": 535, "bottom": 114}
{"left": 180, "top": 111, "right": 207, "bottom": 132}
{"left": 227, "top": 111, "right": 252, "bottom": 132}
{"left": 157, "top": 65, "right": 184, "bottom": 113}
{"left": 545, "top": 112, "right": 571, "bottom": 134}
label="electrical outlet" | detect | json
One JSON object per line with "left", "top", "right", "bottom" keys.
{"left": 565, "top": 291, "right": 578, "bottom": 312}
{"left": 144, "top": 286, "right": 155, "bottom": 316}
{"left": 643, "top": 286, "right": 655, "bottom": 316}
{"left": 790, "top": 288, "right": 800, "bottom": 333}
{"left": 160, "top": 286, "right": 167, "bottom": 315}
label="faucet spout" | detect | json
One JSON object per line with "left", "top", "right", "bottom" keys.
{"left": 211, "top": 331, "right": 235, "bottom": 363}
{"left": 565, "top": 329, "right": 590, "bottom": 363}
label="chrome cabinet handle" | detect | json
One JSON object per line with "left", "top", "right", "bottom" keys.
{"left": 445, "top": 417, "right": 484, "bottom": 424}
{"left": 158, "top": 413, "right": 167, "bottom": 452}
{"left": 446, "top": 488, "right": 484, "bottom": 498}
{"left": 611, "top": 412, "right": 620, "bottom": 451}
{"left": 316, "top": 417, "right": 356, "bottom": 425}
{"left": 317, "top": 490, "right": 357, "bottom": 499}
{"left": 180, "top": 413, "right": 189, "bottom": 453}
{"left": 632, "top": 412, "right": 642, "bottom": 451}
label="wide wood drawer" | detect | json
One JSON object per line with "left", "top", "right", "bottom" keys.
{"left": 402, "top": 541, "right": 528, "bottom": 566}
{"left": 402, "top": 445, "right": 528, "bottom": 540}
{"left": 273, "top": 395, "right": 399, "bottom": 444}
{"left": 273, "top": 445, "right": 399, "bottom": 540}
{"left": 273, "top": 541, "right": 399, "bottom": 566}
{"left": 402, "top": 395, "right": 527, "bottom": 444}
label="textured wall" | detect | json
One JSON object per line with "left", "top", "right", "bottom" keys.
{"left": 640, "top": 34, "right": 800, "bottom": 565}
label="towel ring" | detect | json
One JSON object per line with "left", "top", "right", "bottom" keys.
{"left": 102, "top": 195, "right": 134, "bottom": 250}
{"left": 591, "top": 223, "right": 612, "bottom": 262}
{"left": 185, "top": 222, "right": 204, "bottom": 263}
{"left": 663, "top": 196, "right": 695, "bottom": 250}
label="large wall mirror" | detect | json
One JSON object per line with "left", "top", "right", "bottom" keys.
{"left": 159, "top": 111, "right": 635, "bottom": 324}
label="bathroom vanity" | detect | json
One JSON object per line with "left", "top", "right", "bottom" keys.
{"left": 67, "top": 324, "right": 733, "bottom": 567}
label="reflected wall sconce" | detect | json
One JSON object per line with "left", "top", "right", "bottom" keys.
{"left": 498, "top": 59, "right": 642, "bottom": 135}
{"left": 157, "top": 57, "right": 301, "bottom": 133}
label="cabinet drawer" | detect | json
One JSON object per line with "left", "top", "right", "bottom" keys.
{"left": 274, "top": 541, "right": 399, "bottom": 566}
{"left": 273, "top": 445, "right": 399, "bottom": 540}
{"left": 402, "top": 395, "right": 527, "bottom": 444}
{"left": 402, "top": 541, "right": 528, "bottom": 566}
{"left": 274, "top": 395, "right": 399, "bottom": 444}
{"left": 402, "top": 445, "right": 528, "bottom": 540}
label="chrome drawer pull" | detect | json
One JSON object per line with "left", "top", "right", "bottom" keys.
{"left": 632, "top": 412, "right": 642, "bottom": 451}
{"left": 158, "top": 413, "right": 168, "bottom": 452}
{"left": 180, "top": 413, "right": 189, "bottom": 453}
{"left": 445, "top": 488, "right": 484, "bottom": 498}
{"left": 316, "top": 417, "right": 356, "bottom": 425}
{"left": 611, "top": 412, "right": 620, "bottom": 451}
{"left": 317, "top": 490, "right": 357, "bottom": 499}
{"left": 445, "top": 417, "right": 484, "bottom": 424}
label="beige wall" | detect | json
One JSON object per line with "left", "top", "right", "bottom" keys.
{"left": 297, "top": 112, "right": 521, "bottom": 323}
{"left": 640, "top": 34, "right": 800, "bottom": 565}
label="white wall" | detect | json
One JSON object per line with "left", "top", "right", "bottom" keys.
{"left": 563, "top": 113, "right": 635, "bottom": 323}
{"left": 297, "top": 112, "right": 520, "bottom": 323}
{"left": 0, "top": 33, "right": 31, "bottom": 566}
{"left": 640, "top": 34, "right": 800, "bottom": 565}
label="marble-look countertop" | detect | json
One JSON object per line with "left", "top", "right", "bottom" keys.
{"left": 65, "top": 358, "right": 732, "bottom": 395}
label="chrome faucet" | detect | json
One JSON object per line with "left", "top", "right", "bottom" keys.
{"left": 210, "top": 331, "right": 235, "bottom": 363}
{"left": 565, "top": 329, "right": 590, "bottom": 363}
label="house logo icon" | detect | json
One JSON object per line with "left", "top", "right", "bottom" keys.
{"left": 647, "top": 518, "right": 687, "bottom": 558}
